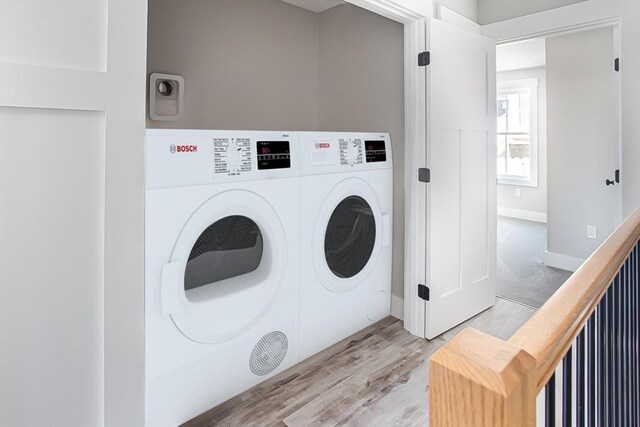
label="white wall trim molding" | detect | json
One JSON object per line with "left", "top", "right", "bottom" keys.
{"left": 545, "top": 251, "right": 585, "bottom": 272}
{"left": 345, "top": 0, "right": 430, "bottom": 23}
{"left": 482, "top": 0, "right": 639, "bottom": 42}
{"left": 498, "top": 207, "right": 547, "bottom": 223}
{"left": 390, "top": 294, "right": 404, "bottom": 320}
{"left": 401, "top": 18, "right": 427, "bottom": 338}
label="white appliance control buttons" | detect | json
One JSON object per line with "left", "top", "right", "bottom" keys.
{"left": 339, "top": 138, "right": 363, "bottom": 166}
{"left": 214, "top": 137, "right": 252, "bottom": 175}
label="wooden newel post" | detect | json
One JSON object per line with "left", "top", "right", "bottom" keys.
{"left": 429, "top": 328, "right": 538, "bottom": 427}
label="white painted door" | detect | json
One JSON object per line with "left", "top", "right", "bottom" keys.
{"left": 423, "top": 19, "right": 497, "bottom": 339}
{"left": 0, "top": 1, "right": 147, "bottom": 426}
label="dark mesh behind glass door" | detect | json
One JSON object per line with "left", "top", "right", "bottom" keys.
{"left": 324, "top": 196, "right": 376, "bottom": 279}
{"left": 185, "top": 216, "right": 263, "bottom": 290}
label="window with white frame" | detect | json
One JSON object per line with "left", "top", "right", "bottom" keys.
{"left": 497, "top": 78, "right": 538, "bottom": 186}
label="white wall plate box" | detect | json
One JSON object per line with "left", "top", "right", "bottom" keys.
{"left": 149, "top": 73, "right": 184, "bottom": 121}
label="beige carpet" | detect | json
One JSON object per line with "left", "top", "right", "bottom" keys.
{"left": 496, "top": 216, "right": 572, "bottom": 308}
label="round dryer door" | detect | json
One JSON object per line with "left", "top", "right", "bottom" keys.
{"left": 161, "top": 190, "right": 287, "bottom": 344}
{"left": 184, "top": 215, "right": 263, "bottom": 291}
{"left": 324, "top": 196, "right": 376, "bottom": 279}
{"left": 313, "top": 178, "right": 389, "bottom": 292}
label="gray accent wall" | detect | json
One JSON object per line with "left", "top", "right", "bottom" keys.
{"left": 317, "top": 4, "right": 405, "bottom": 300}
{"left": 147, "top": 1, "right": 406, "bottom": 300}
{"left": 147, "top": 0, "right": 319, "bottom": 131}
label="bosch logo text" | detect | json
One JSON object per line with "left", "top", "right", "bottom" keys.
{"left": 170, "top": 144, "right": 198, "bottom": 153}
{"left": 315, "top": 142, "right": 331, "bottom": 149}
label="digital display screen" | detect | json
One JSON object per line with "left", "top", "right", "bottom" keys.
{"left": 257, "top": 141, "right": 291, "bottom": 170}
{"left": 365, "top": 140, "right": 386, "bottom": 163}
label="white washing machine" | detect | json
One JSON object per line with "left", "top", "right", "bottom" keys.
{"left": 145, "top": 129, "right": 300, "bottom": 426}
{"left": 298, "top": 132, "right": 393, "bottom": 360}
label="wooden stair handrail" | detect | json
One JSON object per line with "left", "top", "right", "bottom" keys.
{"left": 430, "top": 207, "right": 640, "bottom": 426}
{"left": 509, "top": 207, "right": 640, "bottom": 390}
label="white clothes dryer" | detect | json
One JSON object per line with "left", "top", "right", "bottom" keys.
{"left": 145, "top": 129, "right": 300, "bottom": 426}
{"left": 298, "top": 132, "right": 393, "bottom": 360}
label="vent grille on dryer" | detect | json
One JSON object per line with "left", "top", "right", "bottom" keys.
{"left": 249, "top": 331, "right": 288, "bottom": 376}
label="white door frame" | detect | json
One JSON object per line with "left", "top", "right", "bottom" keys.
{"left": 481, "top": 0, "right": 637, "bottom": 43}
{"left": 345, "top": 0, "right": 429, "bottom": 336}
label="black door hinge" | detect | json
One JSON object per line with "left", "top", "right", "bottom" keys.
{"left": 418, "top": 284, "right": 430, "bottom": 301}
{"left": 418, "top": 51, "right": 430, "bottom": 67}
{"left": 418, "top": 167, "right": 430, "bottom": 183}
{"left": 615, "top": 57, "right": 620, "bottom": 72}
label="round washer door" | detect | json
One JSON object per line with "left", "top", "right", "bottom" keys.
{"left": 313, "top": 178, "right": 384, "bottom": 293}
{"left": 161, "top": 190, "right": 287, "bottom": 344}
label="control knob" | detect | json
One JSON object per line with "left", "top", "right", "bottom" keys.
{"left": 345, "top": 140, "right": 359, "bottom": 165}
{"left": 226, "top": 143, "right": 242, "bottom": 169}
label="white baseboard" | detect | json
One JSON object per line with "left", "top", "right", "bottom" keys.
{"left": 545, "top": 251, "right": 585, "bottom": 272}
{"left": 498, "top": 207, "right": 547, "bottom": 223}
{"left": 390, "top": 294, "right": 403, "bottom": 320}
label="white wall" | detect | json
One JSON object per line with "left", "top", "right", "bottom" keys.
{"left": 436, "top": 0, "right": 479, "bottom": 22}
{"left": 317, "top": 4, "right": 405, "bottom": 299}
{"left": 147, "top": 1, "right": 406, "bottom": 300}
{"left": 478, "top": 0, "right": 588, "bottom": 24}
{"left": 496, "top": 38, "right": 545, "bottom": 72}
{"left": 497, "top": 67, "right": 547, "bottom": 219}
{"left": 546, "top": 27, "right": 619, "bottom": 263}
{"left": 621, "top": 11, "right": 640, "bottom": 218}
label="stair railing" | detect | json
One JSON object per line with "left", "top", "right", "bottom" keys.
{"left": 429, "top": 208, "right": 640, "bottom": 426}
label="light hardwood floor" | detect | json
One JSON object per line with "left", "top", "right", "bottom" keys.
{"left": 183, "top": 297, "right": 536, "bottom": 427}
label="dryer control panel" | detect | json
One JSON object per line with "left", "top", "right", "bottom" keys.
{"left": 145, "top": 130, "right": 390, "bottom": 188}
{"left": 299, "top": 132, "right": 392, "bottom": 176}
{"left": 145, "top": 129, "right": 299, "bottom": 189}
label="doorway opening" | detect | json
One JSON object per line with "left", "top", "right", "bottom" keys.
{"left": 495, "top": 25, "right": 621, "bottom": 309}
